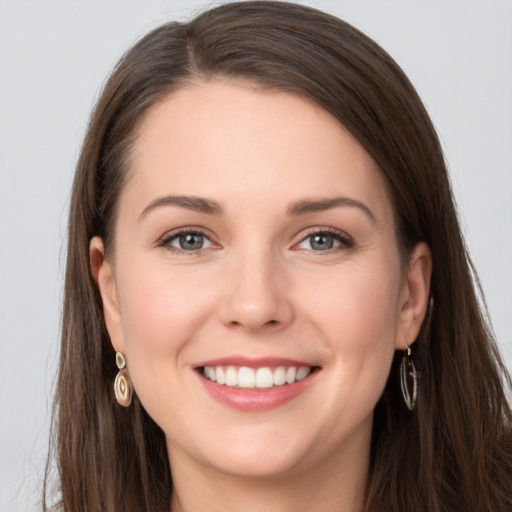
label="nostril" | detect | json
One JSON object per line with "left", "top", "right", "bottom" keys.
{"left": 228, "top": 318, "right": 279, "bottom": 329}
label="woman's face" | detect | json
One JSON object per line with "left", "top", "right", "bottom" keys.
{"left": 93, "top": 81, "right": 430, "bottom": 479}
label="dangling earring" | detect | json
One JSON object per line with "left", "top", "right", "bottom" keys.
{"left": 114, "top": 352, "right": 133, "bottom": 407}
{"left": 400, "top": 344, "right": 418, "bottom": 411}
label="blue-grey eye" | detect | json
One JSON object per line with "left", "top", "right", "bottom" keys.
{"left": 180, "top": 233, "right": 204, "bottom": 250}
{"left": 310, "top": 233, "right": 335, "bottom": 250}
{"left": 168, "top": 232, "right": 212, "bottom": 251}
{"left": 296, "top": 230, "right": 351, "bottom": 251}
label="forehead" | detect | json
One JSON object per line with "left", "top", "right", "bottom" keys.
{"left": 123, "top": 80, "right": 393, "bottom": 222}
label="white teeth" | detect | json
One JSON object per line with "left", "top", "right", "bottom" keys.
{"left": 273, "top": 366, "right": 286, "bottom": 386}
{"left": 225, "top": 366, "right": 237, "bottom": 386}
{"left": 216, "top": 366, "right": 226, "bottom": 385}
{"left": 238, "top": 367, "right": 255, "bottom": 388}
{"left": 202, "top": 365, "right": 314, "bottom": 389}
{"left": 255, "top": 368, "right": 274, "bottom": 388}
{"left": 296, "top": 366, "right": 311, "bottom": 381}
{"left": 285, "top": 367, "right": 296, "bottom": 384}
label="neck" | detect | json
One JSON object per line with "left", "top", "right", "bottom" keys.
{"left": 168, "top": 430, "right": 370, "bottom": 512}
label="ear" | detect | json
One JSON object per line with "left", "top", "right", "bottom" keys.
{"left": 395, "top": 242, "right": 432, "bottom": 349}
{"left": 89, "top": 236, "right": 126, "bottom": 354}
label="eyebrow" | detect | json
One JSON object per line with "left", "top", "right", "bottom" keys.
{"left": 286, "top": 197, "right": 376, "bottom": 223}
{"left": 138, "top": 194, "right": 376, "bottom": 223}
{"left": 139, "top": 195, "right": 223, "bottom": 221}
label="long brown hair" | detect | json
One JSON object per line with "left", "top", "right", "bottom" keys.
{"left": 45, "top": 2, "right": 512, "bottom": 511}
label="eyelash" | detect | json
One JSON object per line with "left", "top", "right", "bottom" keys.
{"left": 158, "top": 227, "right": 215, "bottom": 255}
{"left": 157, "top": 226, "right": 354, "bottom": 254}
{"left": 294, "top": 227, "right": 354, "bottom": 252}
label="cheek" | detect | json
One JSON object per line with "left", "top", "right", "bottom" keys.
{"left": 112, "top": 263, "right": 224, "bottom": 436}
{"left": 298, "top": 259, "right": 401, "bottom": 398}
{"left": 302, "top": 258, "right": 401, "bottom": 339}
{"left": 117, "top": 262, "right": 213, "bottom": 350}
{"left": 113, "top": 261, "right": 218, "bottom": 404}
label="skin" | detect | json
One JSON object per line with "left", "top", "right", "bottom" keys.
{"left": 91, "top": 81, "right": 432, "bottom": 512}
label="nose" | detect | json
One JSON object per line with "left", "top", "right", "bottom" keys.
{"left": 218, "top": 249, "right": 294, "bottom": 333}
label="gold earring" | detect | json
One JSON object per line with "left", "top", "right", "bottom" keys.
{"left": 400, "top": 344, "right": 418, "bottom": 411}
{"left": 114, "top": 352, "right": 133, "bottom": 407}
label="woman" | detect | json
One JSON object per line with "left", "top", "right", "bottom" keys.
{"left": 45, "top": 1, "right": 512, "bottom": 511}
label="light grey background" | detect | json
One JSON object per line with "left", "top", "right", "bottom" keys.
{"left": 1, "top": 1, "right": 511, "bottom": 510}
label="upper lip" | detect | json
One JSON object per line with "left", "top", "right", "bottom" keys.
{"left": 194, "top": 356, "right": 318, "bottom": 369}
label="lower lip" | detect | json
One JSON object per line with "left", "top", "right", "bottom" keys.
{"left": 197, "top": 370, "right": 318, "bottom": 411}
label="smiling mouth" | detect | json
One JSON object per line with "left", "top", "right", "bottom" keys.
{"left": 200, "top": 365, "right": 319, "bottom": 390}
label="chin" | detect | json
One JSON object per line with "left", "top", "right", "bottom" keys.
{"left": 172, "top": 425, "right": 316, "bottom": 480}
{"left": 206, "top": 449, "right": 307, "bottom": 480}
